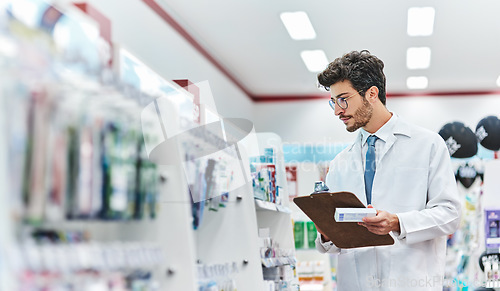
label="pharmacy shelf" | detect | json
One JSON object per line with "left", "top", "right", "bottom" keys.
{"left": 261, "top": 256, "right": 297, "bottom": 268}
{"left": 255, "top": 199, "right": 292, "bottom": 214}
{"left": 0, "top": 7, "right": 297, "bottom": 289}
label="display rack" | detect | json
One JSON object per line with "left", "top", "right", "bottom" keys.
{"left": 288, "top": 162, "right": 336, "bottom": 291}
{"left": 242, "top": 132, "right": 299, "bottom": 290}
{"left": 0, "top": 3, "right": 298, "bottom": 290}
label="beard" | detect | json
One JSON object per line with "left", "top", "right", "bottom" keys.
{"left": 343, "top": 97, "right": 373, "bottom": 132}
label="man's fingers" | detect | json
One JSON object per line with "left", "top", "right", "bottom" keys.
{"left": 363, "top": 215, "right": 383, "bottom": 223}
{"left": 363, "top": 225, "right": 387, "bottom": 235}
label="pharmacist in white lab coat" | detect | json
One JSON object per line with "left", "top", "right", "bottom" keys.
{"left": 314, "top": 50, "right": 461, "bottom": 291}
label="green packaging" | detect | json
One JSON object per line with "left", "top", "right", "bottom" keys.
{"left": 294, "top": 221, "right": 305, "bottom": 249}
{"left": 306, "top": 221, "right": 317, "bottom": 249}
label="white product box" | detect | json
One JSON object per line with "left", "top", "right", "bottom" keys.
{"left": 334, "top": 208, "right": 377, "bottom": 222}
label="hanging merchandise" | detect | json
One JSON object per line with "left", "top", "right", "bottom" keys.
{"left": 44, "top": 99, "right": 71, "bottom": 222}
{"left": 6, "top": 82, "right": 160, "bottom": 223}
{"left": 205, "top": 159, "right": 217, "bottom": 204}
{"left": 438, "top": 122, "right": 478, "bottom": 158}
{"left": 479, "top": 252, "right": 500, "bottom": 288}
{"left": 216, "top": 160, "right": 230, "bottom": 208}
{"left": 136, "top": 141, "right": 159, "bottom": 220}
{"left": 0, "top": 4, "right": 160, "bottom": 224}
{"left": 23, "top": 89, "right": 51, "bottom": 224}
{"left": 444, "top": 159, "right": 486, "bottom": 289}
{"left": 100, "top": 121, "right": 140, "bottom": 220}
{"left": 3, "top": 79, "right": 31, "bottom": 222}
{"left": 476, "top": 115, "right": 500, "bottom": 151}
{"left": 183, "top": 135, "right": 237, "bottom": 228}
{"left": 456, "top": 163, "right": 478, "bottom": 189}
{"left": 190, "top": 160, "right": 207, "bottom": 230}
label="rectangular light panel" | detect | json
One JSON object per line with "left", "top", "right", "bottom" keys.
{"left": 280, "top": 11, "right": 316, "bottom": 40}
{"left": 300, "top": 50, "right": 329, "bottom": 72}
{"left": 407, "top": 47, "right": 431, "bottom": 69}
{"left": 407, "top": 7, "right": 435, "bottom": 36}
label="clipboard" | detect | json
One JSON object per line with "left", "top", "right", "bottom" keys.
{"left": 293, "top": 191, "right": 394, "bottom": 249}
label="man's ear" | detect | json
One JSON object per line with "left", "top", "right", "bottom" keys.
{"left": 366, "top": 86, "right": 379, "bottom": 103}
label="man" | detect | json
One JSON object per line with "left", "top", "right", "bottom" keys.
{"left": 315, "top": 50, "right": 461, "bottom": 290}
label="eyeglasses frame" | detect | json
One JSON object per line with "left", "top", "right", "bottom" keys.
{"left": 329, "top": 90, "right": 364, "bottom": 110}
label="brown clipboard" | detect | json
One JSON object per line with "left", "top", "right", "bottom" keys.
{"left": 293, "top": 191, "right": 394, "bottom": 249}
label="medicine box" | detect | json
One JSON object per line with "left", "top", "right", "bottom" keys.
{"left": 485, "top": 209, "right": 500, "bottom": 250}
{"left": 334, "top": 208, "right": 377, "bottom": 222}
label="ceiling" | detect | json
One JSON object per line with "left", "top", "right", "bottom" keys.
{"left": 149, "top": 0, "right": 500, "bottom": 101}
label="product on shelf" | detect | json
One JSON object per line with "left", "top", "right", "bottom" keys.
{"left": 486, "top": 210, "right": 500, "bottom": 251}
{"left": 1, "top": 9, "right": 162, "bottom": 224}
{"left": 197, "top": 262, "right": 238, "bottom": 291}
{"left": 293, "top": 220, "right": 318, "bottom": 249}
{"left": 479, "top": 252, "right": 500, "bottom": 288}
{"left": 186, "top": 151, "right": 235, "bottom": 229}
{"left": 6, "top": 80, "right": 161, "bottom": 223}
{"left": 285, "top": 165, "right": 297, "bottom": 200}
{"left": 249, "top": 147, "right": 283, "bottom": 205}
{"left": 5, "top": 229, "right": 164, "bottom": 291}
{"left": 443, "top": 160, "right": 486, "bottom": 289}
{"left": 306, "top": 221, "right": 317, "bottom": 248}
{"left": 296, "top": 261, "right": 326, "bottom": 282}
{"left": 293, "top": 221, "right": 305, "bottom": 249}
{"left": 258, "top": 228, "right": 297, "bottom": 290}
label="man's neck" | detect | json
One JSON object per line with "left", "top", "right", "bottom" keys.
{"left": 363, "top": 107, "right": 392, "bottom": 134}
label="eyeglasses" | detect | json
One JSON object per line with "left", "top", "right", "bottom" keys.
{"left": 329, "top": 90, "right": 363, "bottom": 110}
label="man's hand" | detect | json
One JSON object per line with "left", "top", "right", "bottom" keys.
{"left": 314, "top": 223, "right": 331, "bottom": 242}
{"left": 358, "top": 205, "right": 400, "bottom": 235}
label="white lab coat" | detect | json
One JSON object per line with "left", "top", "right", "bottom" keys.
{"left": 316, "top": 116, "right": 461, "bottom": 291}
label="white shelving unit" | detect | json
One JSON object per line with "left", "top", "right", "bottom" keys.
{"left": 0, "top": 4, "right": 298, "bottom": 289}
{"left": 0, "top": 82, "right": 300, "bottom": 291}
{"left": 0, "top": 80, "right": 14, "bottom": 291}
{"left": 183, "top": 129, "right": 297, "bottom": 289}
{"left": 289, "top": 162, "right": 336, "bottom": 291}
{"left": 244, "top": 132, "right": 299, "bottom": 289}
{"left": 252, "top": 132, "right": 295, "bottom": 251}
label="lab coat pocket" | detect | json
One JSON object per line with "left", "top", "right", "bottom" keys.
{"left": 337, "top": 249, "right": 362, "bottom": 290}
{"left": 389, "top": 244, "right": 436, "bottom": 290}
{"left": 392, "top": 167, "right": 427, "bottom": 211}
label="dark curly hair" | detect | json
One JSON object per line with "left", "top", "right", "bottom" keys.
{"left": 317, "top": 50, "right": 387, "bottom": 105}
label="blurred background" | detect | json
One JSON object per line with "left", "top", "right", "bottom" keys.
{"left": 1, "top": 0, "right": 500, "bottom": 290}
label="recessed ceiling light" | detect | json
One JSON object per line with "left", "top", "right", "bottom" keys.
{"left": 300, "top": 50, "right": 329, "bottom": 72}
{"left": 407, "top": 7, "right": 435, "bottom": 36}
{"left": 280, "top": 11, "right": 316, "bottom": 40}
{"left": 407, "top": 76, "right": 428, "bottom": 89}
{"left": 407, "top": 47, "right": 431, "bottom": 69}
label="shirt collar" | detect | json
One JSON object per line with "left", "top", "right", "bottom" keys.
{"left": 360, "top": 113, "right": 398, "bottom": 146}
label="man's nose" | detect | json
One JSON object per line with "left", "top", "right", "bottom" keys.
{"left": 334, "top": 102, "right": 344, "bottom": 116}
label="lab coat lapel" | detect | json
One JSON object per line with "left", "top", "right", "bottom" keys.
{"left": 346, "top": 135, "right": 367, "bottom": 205}
{"left": 378, "top": 117, "right": 411, "bottom": 163}
{"left": 378, "top": 134, "right": 396, "bottom": 163}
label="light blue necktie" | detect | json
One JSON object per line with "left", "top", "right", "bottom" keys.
{"left": 364, "top": 135, "right": 378, "bottom": 205}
